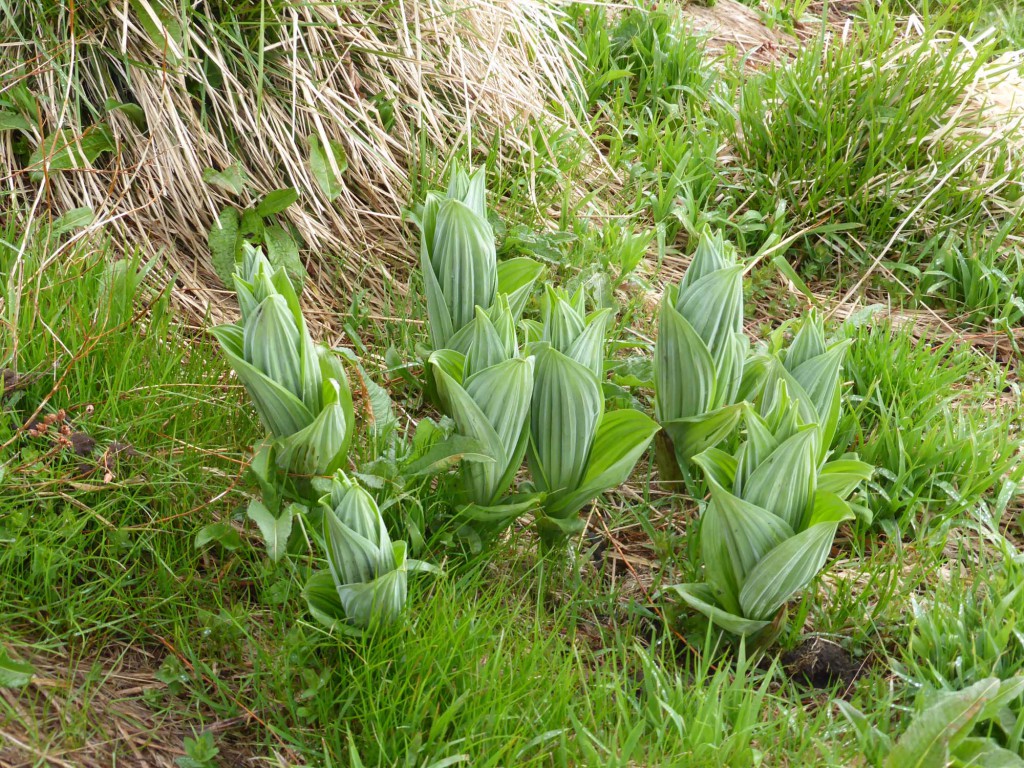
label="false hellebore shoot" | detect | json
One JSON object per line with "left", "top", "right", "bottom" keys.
{"left": 304, "top": 472, "right": 437, "bottom": 631}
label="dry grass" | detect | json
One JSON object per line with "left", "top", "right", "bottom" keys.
{"left": 1, "top": 0, "right": 582, "bottom": 326}
{"left": 0, "top": 641, "right": 273, "bottom": 768}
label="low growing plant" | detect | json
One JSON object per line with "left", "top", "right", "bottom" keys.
{"left": 303, "top": 472, "right": 436, "bottom": 630}
{"left": 211, "top": 246, "right": 355, "bottom": 480}
{"left": 527, "top": 287, "right": 660, "bottom": 545}
{"left": 668, "top": 389, "right": 872, "bottom": 641}
{"left": 416, "top": 165, "right": 544, "bottom": 353}
{"left": 654, "top": 229, "right": 748, "bottom": 481}
{"left": 429, "top": 298, "right": 539, "bottom": 538}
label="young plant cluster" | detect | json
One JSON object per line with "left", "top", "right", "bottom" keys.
{"left": 209, "top": 164, "right": 880, "bottom": 648}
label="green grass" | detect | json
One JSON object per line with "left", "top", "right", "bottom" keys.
{"left": 5, "top": 0, "right": 1024, "bottom": 765}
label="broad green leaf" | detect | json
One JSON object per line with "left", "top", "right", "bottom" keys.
{"left": 277, "top": 396, "right": 350, "bottom": 475}
{"left": 244, "top": 295, "right": 302, "bottom": 399}
{"left": 336, "top": 568, "right": 407, "bottom": 628}
{"left": 459, "top": 494, "right": 542, "bottom": 531}
{"left": 464, "top": 356, "right": 535, "bottom": 503}
{"left": 324, "top": 503, "right": 388, "bottom": 587}
{"left": 542, "top": 286, "right": 586, "bottom": 355}
{"left": 528, "top": 347, "right": 603, "bottom": 502}
{"left": 738, "top": 520, "right": 839, "bottom": 620}
{"left": 0, "top": 648, "right": 35, "bottom": 688}
{"left": 662, "top": 402, "right": 745, "bottom": 470}
{"left": 464, "top": 305, "right": 512, "bottom": 379}
{"left": 545, "top": 408, "right": 659, "bottom": 520}
{"left": 29, "top": 126, "right": 115, "bottom": 182}
{"left": 0, "top": 111, "right": 32, "bottom": 132}
{"left": 700, "top": 486, "right": 794, "bottom": 615}
{"left": 952, "top": 737, "right": 1024, "bottom": 767}
{"left": 742, "top": 427, "right": 818, "bottom": 530}
{"left": 788, "top": 341, "right": 851, "bottom": 448}
{"left": 256, "top": 188, "right": 299, "bottom": 217}
{"left": 202, "top": 162, "right": 248, "bottom": 195}
{"left": 130, "top": 0, "right": 185, "bottom": 60}
{"left": 103, "top": 98, "right": 147, "bottom": 131}
{"left": 654, "top": 300, "right": 716, "bottom": 422}
{"left": 432, "top": 355, "right": 533, "bottom": 506}
{"left": 497, "top": 257, "right": 545, "bottom": 318}
{"left": 309, "top": 134, "right": 348, "bottom": 201}
{"left": 785, "top": 312, "right": 827, "bottom": 370}
{"left": 208, "top": 207, "right": 241, "bottom": 286}
{"left": 808, "top": 491, "right": 856, "bottom": 526}
{"left": 194, "top": 521, "right": 242, "bottom": 551}
{"left": 403, "top": 435, "right": 494, "bottom": 476}
{"left": 885, "top": 678, "right": 1001, "bottom": 768}
{"left": 422, "top": 245, "right": 455, "bottom": 349}
{"left": 692, "top": 447, "right": 737, "bottom": 489}
{"left": 52, "top": 206, "right": 95, "bottom": 235}
{"left": 818, "top": 459, "right": 873, "bottom": 500}
{"left": 264, "top": 224, "right": 306, "bottom": 290}
{"left": 669, "top": 583, "right": 771, "bottom": 637}
{"left": 246, "top": 500, "right": 293, "bottom": 562}
{"left": 565, "top": 309, "right": 611, "bottom": 378}
{"left": 679, "top": 229, "right": 733, "bottom": 292}
{"left": 335, "top": 541, "right": 410, "bottom": 627}
{"left": 432, "top": 199, "right": 497, "bottom": 335}
{"left": 303, "top": 570, "right": 348, "bottom": 629}
{"left": 211, "top": 324, "right": 314, "bottom": 436}
{"left": 676, "top": 265, "right": 744, "bottom": 359}
{"left": 240, "top": 207, "right": 264, "bottom": 239}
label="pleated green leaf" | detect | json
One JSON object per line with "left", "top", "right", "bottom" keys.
{"left": 431, "top": 199, "right": 497, "bottom": 337}
{"left": 432, "top": 354, "right": 534, "bottom": 506}
{"left": 691, "top": 447, "right": 737, "bottom": 490}
{"left": 317, "top": 347, "right": 355, "bottom": 455}
{"left": 211, "top": 324, "right": 314, "bottom": 437}
{"left": 678, "top": 229, "right": 733, "bottom": 293}
{"left": 497, "top": 257, "right": 545, "bottom": 319}
{"left": 302, "top": 570, "right": 348, "bottom": 630}
{"left": 276, "top": 394, "right": 349, "bottom": 475}
{"left": 785, "top": 313, "right": 827, "bottom": 371}
{"left": 818, "top": 459, "right": 874, "bottom": 500}
{"left": 421, "top": 238, "right": 455, "bottom": 349}
{"left": 542, "top": 286, "right": 586, "bottom": 354}
{"left": 662, "top": 402, "right": 746, "bottom": 469}
{"left": 676, "top": 265, "right": 744, "bottom": 361}
{"left": 324, "top": 505, "right": 388, "bottom": 587}
{"left": 244, "top": 294, "right": 303, "bottom": 400}
{"left": 528, "top": 346, "right": 603, "bottom": 502}
{"left": 699, "top": 484, "right": 795, "bottom": 616}
{"left": 544, "top": 408, "right": 659, "bottom": 521}
{"left": 808, "top": 491, "right": 857, "bottom": 527}
{"left": 742, "top": 427, "right": 819, "bottom": 530}
{"left": 464, "top": 305, "right": 512, "bottom": 379}
{"left": 464, "top": 356, "right": 535, "bottom": 502}
{"left": 669, "top": 583, "right": 772, "bottom": 637}
{"left": 336, "top": 542, "right": 410, "bottom": 628}
{"left": 738, "top": 520, "right": 839, "bottom": 620}
{"left": 566, "top": 309, "right": 611, "bottom": 378}
{"left": 788, "top": 341, "right": 850, "bottom": 450}
{"left": 654, "top": 298, "right": 716, "bottom": 423}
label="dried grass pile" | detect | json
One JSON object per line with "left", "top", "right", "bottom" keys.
{"left": 0, "top": 0, "right": 581, "bottom": 320}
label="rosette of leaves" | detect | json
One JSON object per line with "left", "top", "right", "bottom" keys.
{"left": 428, "top": 296, "right": 538, "bottom": 535}
{"left": 654, "top": 229, "right": 750, "bottom": 481}
{"left": 417, "top": 165, "right": 544, "bottom": 352}
{"left": 668, "top": 388, "right": 872, "bottom": 640}
{"left": 759, "top": 310, "right": 852, "bottom": 461}
{"left": 211, "top": 245, "right": 354, "bottom": 477}
{"left": 527, "top": 287, "right": 660, "bottom": 545}
{"left": 303, "top": 472, "right": 436, "bottom": 630}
